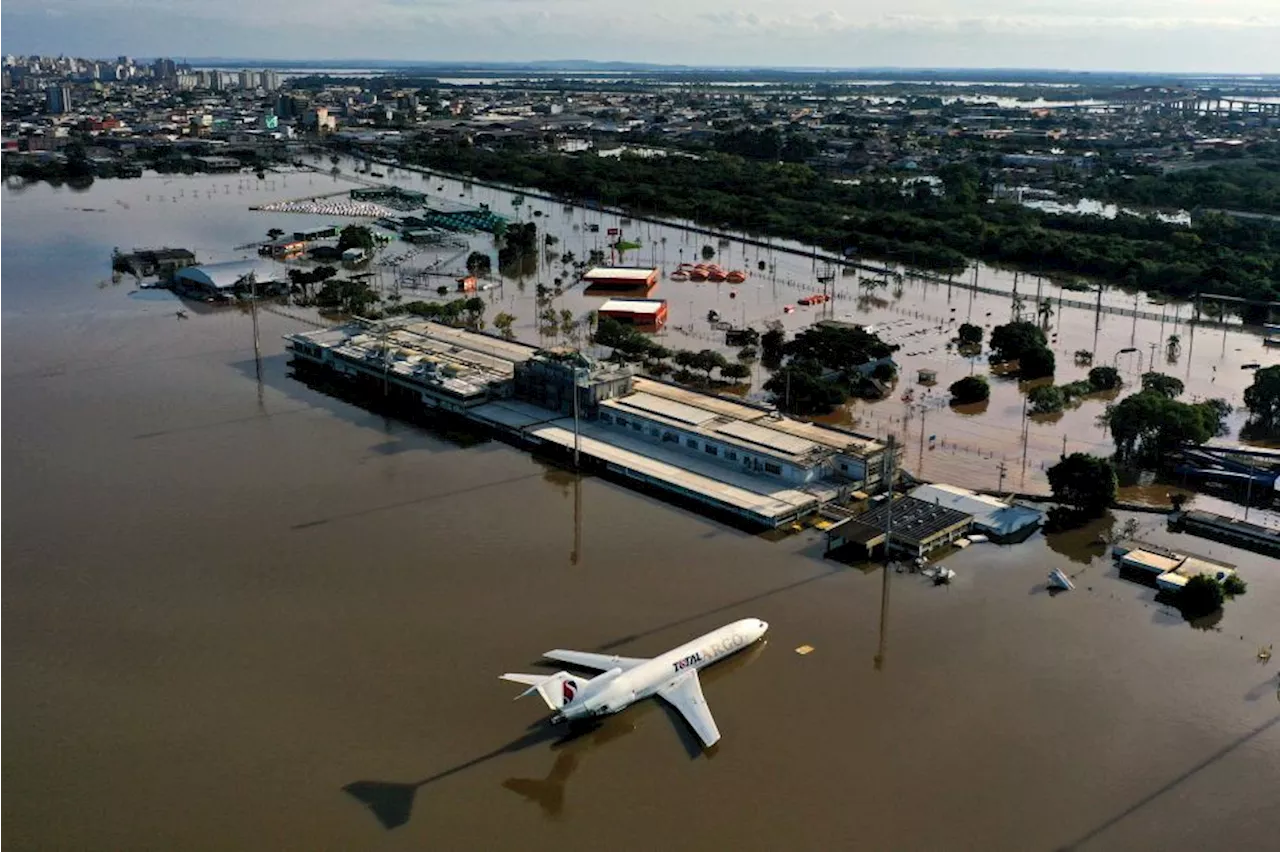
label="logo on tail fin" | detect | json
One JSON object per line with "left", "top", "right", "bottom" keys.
{"left": 562, "top": 679, "right": 577, "bottom": 705}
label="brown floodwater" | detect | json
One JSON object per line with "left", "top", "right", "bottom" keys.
{"left": 4, "top": 174, "right": 1280, "bottom": 851}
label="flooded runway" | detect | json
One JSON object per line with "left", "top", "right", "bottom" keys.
{"left": 4, "top": 174, "right": 1279, "bottom": 850}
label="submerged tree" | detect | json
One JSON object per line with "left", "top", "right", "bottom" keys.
{"left": 1047, "top": 453, "right": 1116, "bottom": 518}
{"left": 1243, "top": 365, "right": 1280, "bottom": 433}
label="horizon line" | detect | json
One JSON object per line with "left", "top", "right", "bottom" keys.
{"left": 13, "top": 56, "right": 1280, "bottom": 78}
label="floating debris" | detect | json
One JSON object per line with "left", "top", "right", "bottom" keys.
{"left": 1048, "top": 569, "right": 1075, "bottom": 591}
{"left": 795, "top": 645, "right": 815, "bottom": 656}
{"left": 923, "top": 566, "right": 956, "bottom": 585}
{"left": 1260, "top": 645, "right": 1273, "bottom": 664}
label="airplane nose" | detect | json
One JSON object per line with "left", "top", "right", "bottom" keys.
{"left": 758, "top": 620, "right": 769, "bottom": 633}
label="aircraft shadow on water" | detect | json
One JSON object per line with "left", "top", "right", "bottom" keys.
{"left": 343, "top": 639, "right": 766, "bottom": 830}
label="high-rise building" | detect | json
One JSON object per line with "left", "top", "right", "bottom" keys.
{"left": 238, "top": 69, "right": 259, "bottom": 90}
{"left": 261, "top": 70, "right": 281, "bottom": 92}
{"left": 45, "top": 84, "right": 72, "bottom": 114}
{"left": 276, "top": 94, "right": 306, "bottom": 119}
{"left": 152, "top": 57, "right": 177, "bottom": 81}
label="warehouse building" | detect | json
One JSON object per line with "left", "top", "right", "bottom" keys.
{"left": 908, "top": 483, "right": 1043, "bottom": 542}
{"left": 595, "top": 378, "right": 887, "bottom": 491}
{"left": 824, "top": 496, "right": 973, "bottom": 559}
{"left": 172, "top": 259, "right": 282, "bottom": 296}
{"left": 582, "top": 267, "right": 658, "bottom": 295}
{"left": 598, "top": 298, "right": 669, "bottom": 331}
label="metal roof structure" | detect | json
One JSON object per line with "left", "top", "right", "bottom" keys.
{"left": 583, "top": 267, "right": 658, "bottom": 281}
{"left": 173, "top": 259, "right": 280, "bottom": 291}
{"left": 614, "top": 392, "right": 717, "bottom": 427}
{"left": 909, "top": 483, "right": 1043, "bottom": 539}
{"left": 599, "top": 298, "right": 666, "bottom": 315}
{"left": 832, "top": 496, "right": 972, "bottom": 548}
{"left": 712, "top": 419, "right": 818, "bottom": 457}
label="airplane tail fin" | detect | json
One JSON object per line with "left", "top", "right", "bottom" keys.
{"left": 500, "top": 671, "right": 583, "bottom": 711}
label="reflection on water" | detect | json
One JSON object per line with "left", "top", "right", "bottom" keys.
{"left": 503, "top": 719, "right": 635, "bottom": 819}
{"left": 1044, "top": 513, "right": 1114, "bottom": 565}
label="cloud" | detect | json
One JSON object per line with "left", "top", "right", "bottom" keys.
{"left": 2, "top": 0, "right": 1278, "bottom": 71}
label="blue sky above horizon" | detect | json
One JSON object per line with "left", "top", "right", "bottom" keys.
{"left": 4, "top": 1, "right": 1278, "bottom": 74}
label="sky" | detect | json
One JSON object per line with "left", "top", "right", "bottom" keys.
{"left": 3, "top": 0, "right": 1279, "bottom": 74}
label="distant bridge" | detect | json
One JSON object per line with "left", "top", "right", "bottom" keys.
{"left": 1057, "top": 87, "right": 1280, "bottom": 118}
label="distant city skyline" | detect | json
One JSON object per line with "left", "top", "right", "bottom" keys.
{"left": 3, "top": 1, "right": 1279, "bottom": 74}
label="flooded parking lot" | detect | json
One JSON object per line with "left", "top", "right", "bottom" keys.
{"left": 4, "top": 172, "right": 1278, "bottom": 850}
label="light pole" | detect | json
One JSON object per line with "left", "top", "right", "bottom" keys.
{"left": 571, "top": 364, "right": 585, "bottom": 470}
{"left": 1113, "top": 346, "right": 1139, "bottom": 375}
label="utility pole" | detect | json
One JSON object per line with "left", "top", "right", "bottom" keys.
{"left": 882, "top": 434, "right": 896, "bottom": 566}
{"left": 917, "top": 404, "right": 927, "bottom": 474}
{"left": 571, "top": 365, "right": 583, "bottom": 470}
{"left": 998, "top": 459, "right": 1008, "bottom": 494}
{"left": 1062, "top": 433, "right": 1068, "bottom": 458}
{"left": 248, "top": 271, "right": 261, "bottom": 362}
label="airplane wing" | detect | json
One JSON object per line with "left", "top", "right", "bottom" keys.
{"left": 543, "top": 649, "right": 648, "bottom": 672}
{"left": 657, "top": 671, "right": 721, "bottom": 748}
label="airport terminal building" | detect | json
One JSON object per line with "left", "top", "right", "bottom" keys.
{"left": 285, "top": 319, "right": 894, "bottom": 527}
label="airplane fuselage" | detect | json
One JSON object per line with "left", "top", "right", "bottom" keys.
{"left": 555, "top": 618, "right": 768, "bottom": 723}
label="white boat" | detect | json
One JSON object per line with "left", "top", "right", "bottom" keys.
{"left": 1048, "top": 568, "right": 1074, "bottom": 591}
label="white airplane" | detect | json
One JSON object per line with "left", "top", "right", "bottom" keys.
{"left": 501, "top": 618, "right": 768, "bottom": 748}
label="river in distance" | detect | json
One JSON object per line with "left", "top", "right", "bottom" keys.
{"left": 3, "top": 172, "right": 1279, "bottom": 851}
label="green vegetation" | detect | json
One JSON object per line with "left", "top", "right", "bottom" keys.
{"left": 1243, "top": 365, "right": 1280, "bottom": 433}
{"left": 396, "top": 296, "right": 486, "bottom": 329}
{"left": 949, "top": 375, "right": 990, "bottom": 405}
{"left": 1087, "top": 365, "right": 1122, "bottom": 390}
{"left": 1027, "top": 366, "right": 1125, "bottom": 416}
{"left": 988, "top": 321, "right": 1047, "bottom": 363}
{"left": 712, "top": 127, "right": 819, "bottom": 163}
{"left": 1107, "top": 390, "right": 1230, "bottom": 465}
{"left": 287, "top": 265, "right": 338, "bottom": 302}
{"left": 1177, "top": 574, "right": 1225, "bottom": 621}
{"left": 1047, "top": 453, "right": 1117, "bottom": 518}
{"left": 1028, "top": 385, "right": 1066, "bottom": 415}
{"left": 760, "top": 328, "right": 786, "bottom": 367}
{"left": 499, "top": 221, "right": 538, "bottom": 270}
{"left": 316, "top": 278, "right": 378, "bottom": 315}
{"left": 1018, "top": 345, "right": 1056, "bottom": 380}
{"left": 782, "top": 324, "right": 897, "bottom": 368}
{"left": 337, "top": 225, "right": 375, "bottom": 254}
{"left": 752, "top": 324, "right": 899, "bottom": 414}
{"left": 398, "top": 142, "right": 1280, "bottom": 306}
{"left": 1091, "top": 162, "right": 1280, "bottom": 216}
{"left": 956, "top": 322, "right": 983, "bottom": 346}
{"left": 764, "top": 361, "right": 846, "bottom": 415}
{"left": 1222, "top": 574, "right": 1249, "bottom": 598}
{"left": 721, "top": 362, "right": 751, "bottom": 383}
{"left": 1140, "top": 372, "right": 1184, "bottom": 399}
{"left": 466, "top": 251, "right": 492, "bottom": 276}
{"left": 492, "top": 311, "right": 516, "bottom": 340}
